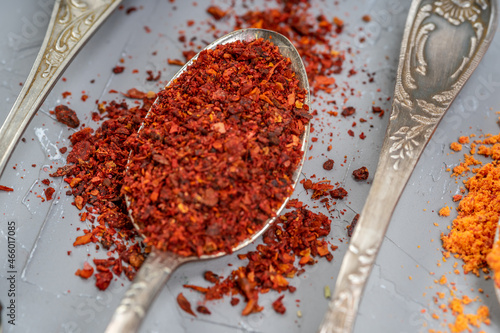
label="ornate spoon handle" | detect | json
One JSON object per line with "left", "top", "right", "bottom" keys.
{"left": 0, "top": 0, "right": 121, "bottom": 178}
{"left": 105, "top": 250, "right": 188, "bottom": 333}
{"left": 318, "top": 1, "right": 497, "bottom": 332}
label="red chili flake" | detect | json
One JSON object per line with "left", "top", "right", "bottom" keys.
{"left": 330, "top": 187, "right": 348, "bottom": 199}
{"left": 168, "top": 59, "right": 185, "bottom": 66}
{"left": 124, "top": 38, "right": 309, "bottom": 257}
{"left": 41, "top": 179, "right": 51, "bottom": 186}
{"left": 55, "top": 105, "right": 80, "bottom": 128}
{"left": 177, "top": 293, "right": 197, "bottom": 317}
{"left": 121, "top": 88, "right": 150, "bottom": 99}
{"left": 352, "top": 166, "right": 369, "bottom": 180}
{"left": 75, "top": 262, "right": 94, "bottom": 279}
{"left": 453, "top": 194, "right": 463, "bottom": 202}
{"left": 230, "top": 298, "right": 240, "bottom": 306}
{"left": 341, "top": 106, "right": 355, "bottom": 117}
{"left": 323, "top": 159, "right": 334, "bottom": 171}
{"left": 347, "top": 129, "right": 354, "bottom": 137}
{"left": 44, "top": 187, "right": 55, "bottom": 201}
{"left": 95, "top": 270, "right": 113, "bottom": 290}
{"left": 81, "top": 94, "right": 89, "bottom": 102}
{"left": 196, "top": 305, "right": 211, "bottom": 315}
{"left": 144, "top": 25, "right": 151, "bottom": 33}
{"left": 146, "top": 70, "right": 161, "bottom": 81}
{"left": 207, "top": 5, "right": 227, "bottom": 20}
{"left": 0, "top": 185, "right": 14, "bottom": 192}
{"left": 347, "top": 214, "right": 360, "bottom": 237}
{"left": 73, "top": 233, "right": 93, "bottom": 246}
{"left": 112, "top": 65, "right": 125, "bottom": 74}
{"left": 372, "top": 106, "right": 384, "bottom": 117}
{"left": 362, "top": 15, "right": 372, "bottom": 22}
{"left": 204, "top": 271, "right": 220, "bottom": 283}
{"left": 359, "top": 132, "right": 366, "bottom": 140}
{"left": 59, "top": 147, "right": 68, "bottom": 154}
{"left": 62, "top": 91, "right": 72, "bottom": 99}
{"left": 182, "top": 50, "right": 197, "bottom": 62}
{"left": 125, "top": 6, "right": 137, "bottom": 15}
{"left": 272, "top": 295, "right": 286, "bottom": 314}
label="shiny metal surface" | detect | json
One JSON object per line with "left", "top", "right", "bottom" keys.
{"left": 105, "top": 28, "right": 310, "bottom": 333}
{"left": 319, "top": 1, "right": 498, "bottom": 332}
{"left": 0, "top": 0, "right": 122, "bottom": 178}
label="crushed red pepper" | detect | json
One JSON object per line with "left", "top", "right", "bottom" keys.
{"left": 183, "top": 200, "right": 333, "bottom": 315}
{"left": 55, "top": 105, "right": 80, "bottom": 128}
{"left": 123, "top": 38, "right": 310, "bottom": 257}
{"left": 51, "top": 96, "right": 154, "bottom": 290}
{"left": 177, "top": 293, "right": 196, "bottom": 317}
{"left": 0, "top": 185, "right": 14, "bottom": 192}
{"left": 352, "top": 166, "right": 369, "bottom": 180}
{"left": 323, "top": 159, "right": 334, "bottom": 171}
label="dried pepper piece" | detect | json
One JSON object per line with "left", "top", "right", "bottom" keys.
{"left": 196, "top": 305, "right": 211, "bottom": 315}
{"left": 341, "top": 106, "right": 355, "bottom": 117}
{"left": 177, "top": 293, "right": 196, "bottom": 317}
{"left": 0, "top": 185, "right": 14, "bottom": 192}
{"left": 55, "top": 105, "right": 80, "bottom": 128}
{"left": 272, "top": 295, "right": 286, "bottom": 314}
{"left": 112, "top": 65, "right": 125, "bottom": 74}
{"left": 75, "top": 262, "right": 94, "bottom": 279}
{"left": 330, "top": 187, "right": 348, "bottom": 199}
{"left": 44, "top": 187, "right": 55, "bottom": 201}
{"left": 124, "top": 39, "right": 310, "bottom": 257}
{"left": 206, "top": 6, "right": 227, "bottom": 20}
{"left": 347, "top": 214, "right": 359, "bottom": 237}
{"left": 323, "top": 159, "right": 334, "bottom": 171}
{"left": 352, "top": 166, "right": 369, "bottom": 180}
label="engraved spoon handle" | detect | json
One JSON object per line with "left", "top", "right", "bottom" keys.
{"left": 105, "top": 250, "right": 187, "bottom": 333}
{"left": 0, "top": 0, "right": 122, "bottom": 178}
{"left": 318, "top": 0, "right": 497, "bottom": 332}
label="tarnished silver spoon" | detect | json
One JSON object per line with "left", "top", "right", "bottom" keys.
{"left": 105, "top": 28, "right": 310, "bottom": 333}
{"left": 318, "top": 1, "right": 497, "bottom": 332}
{"left": 0, "top": 0, "right": 122, "bottom": 179}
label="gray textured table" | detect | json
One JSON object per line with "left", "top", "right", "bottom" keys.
{"left": 1, "top": 0, "right": 499, "bottom": 332}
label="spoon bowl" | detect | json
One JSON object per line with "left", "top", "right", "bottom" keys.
{"left": 105, "top": 28, "right": 310, "bottom": 333}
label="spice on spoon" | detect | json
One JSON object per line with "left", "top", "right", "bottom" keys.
{"left": 123, "top": 38, "right": 310, "bottom": 257}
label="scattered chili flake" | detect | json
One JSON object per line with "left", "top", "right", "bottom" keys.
{"left": 177, "top": 293, "right": 196, "bottom": 317}
{"left": 124, "top": 38, "right": 310, "bottom": 257}
{"left": 62, "top": 91, "right": 72, "bottom": 99}
{"left": 352, "top": 166, "right": 369, "bottom": 180}
{"left": 347, "top": 214, "right": 359, "bottom": 237}
{"left": 206, "top": 5, "right": 227, "bottom": 20}
{"left": 438, "top": 206, "right": 451, "bottom": 217}
{"left": 75, "top": 262, "right": 94, "bottom": 279}
{"left": 125, "top": 6, "right": 137, "bottom": 15}
{"left": 112, "top": 65, "right": 125, "bottom": 74}
{"left": 372, "top": 106, "right": 384, "bottom": 117}
{"left": 362, "top": 15, "right": 371, "bottom": 22}
{"left": 347, "top": 129, "right": 354, "bottom": 137}
{"left": 55, "top": 105, "right": 80, "bottom": 128}
{"left": 272, "top": 295, "right": 286, "bottom": 314}
{"left": 196, "top": 305, "right": 211, "bottom": 315}
{"left": 81, "top": 94, "right": 89, "bottom": 102}
{"left": 146, "top": 70, "right": 161, "bottom": 81}
{"left": 323, "top": 159, "right": 334, "bottom": 171}
{"left": 167, "top": 59, "right": 185, "bottom": 66}
{"left": 0, "top": 185, "right": 14, "bottom": 192}
{"left": 41, "top": 179, "right": 51, "bottom": 186}
{"left": 330, "top": 187, "right": 348, "bottom": 199}
{"left": 44, "top": 187, "right": 55, "bottom": 201}
{"left": 341, "top": 106, "right": 355, "bottom": 117}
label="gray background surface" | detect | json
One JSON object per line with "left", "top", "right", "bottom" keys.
{"left": 1, "top": 0, "right": 499, "bottom": 332}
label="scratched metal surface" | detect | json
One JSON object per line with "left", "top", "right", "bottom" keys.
{"left": 0, "top": 0, "right": 499, "bottom": 332}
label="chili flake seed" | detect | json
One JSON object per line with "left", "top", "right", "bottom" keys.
{"left": 55, "top": 105, "right": 80, "bottom": 128}
{"left": 124, "top": 38, "right": 310, "bottom": 257}
{"left": 352, "top": 166, "right": 369, "bottom": 180}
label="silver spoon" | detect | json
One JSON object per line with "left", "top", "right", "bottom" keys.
{"left": 105, "top": 28, "right": 310, "bottom": 333}
{"left": 0, "top": 0, "right": 122, "bottom": 179}
{"left": 318, "top": 1, "right": 497, "bottom": 332}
